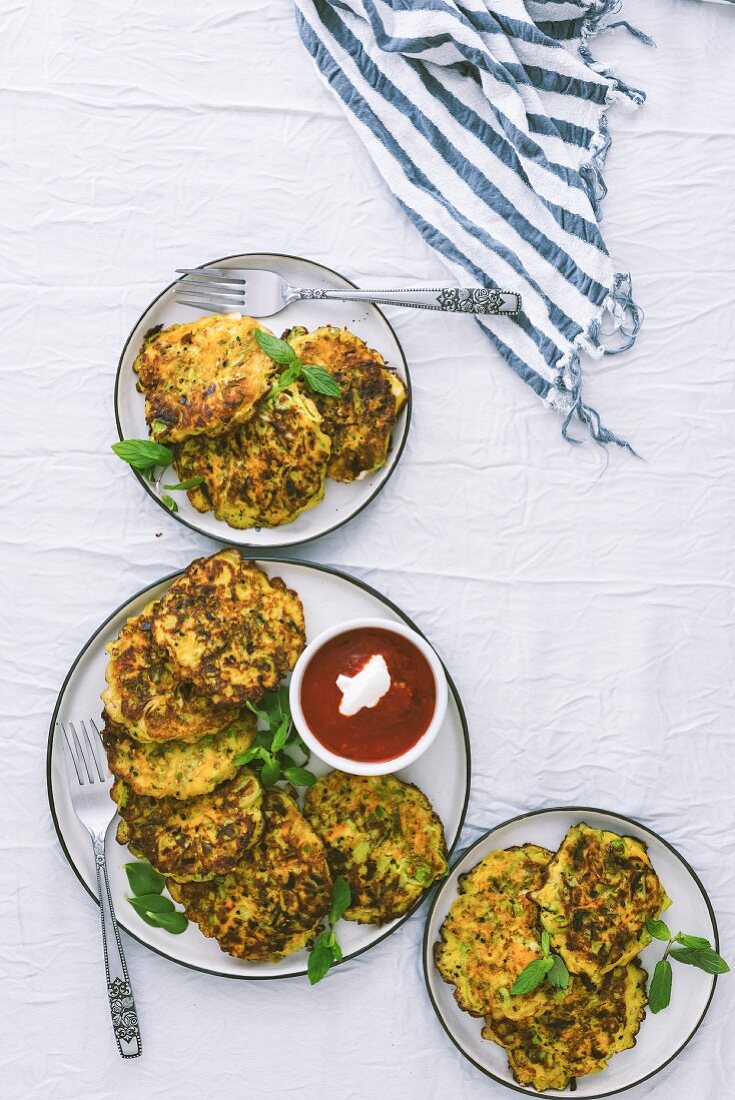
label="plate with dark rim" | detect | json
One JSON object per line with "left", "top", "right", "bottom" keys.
{"left": 423, "top": 807, "right": 719, "bottom": 1098}
{"left": 48, "top": 556, "right": 470, "bottom": 980}
{"left": 114, "top": 253, "right": 411, "bottom": 548}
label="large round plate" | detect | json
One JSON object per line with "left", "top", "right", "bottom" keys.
{"left": 48, "top": 558, "right": 469, "bottom": 979}
{"left": 115, "top": 253, "right": 411, "bottom": 548}
{"left": 423, "top": 807, "right": 719, "bottom": 1098}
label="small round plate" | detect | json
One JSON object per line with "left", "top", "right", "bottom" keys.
{"left": 115, "top": 253, "right": 411, "bottom": 548}
{"left": 48, "top": 557, "right": 470, "bottom": 980}
{"left": 423, "top": 807, "right": 719, "bottom": 1098}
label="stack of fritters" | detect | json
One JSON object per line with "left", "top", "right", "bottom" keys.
{"left": 133, "top": 315, "right": 407, "bottom": 529}
{"left": 435, "top": 825, "right": 670, "bottom": 1092}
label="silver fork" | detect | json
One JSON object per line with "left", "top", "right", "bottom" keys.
{"left": 173, "top": 267, "right": 522, "bottom": 318}
{"left": 58, "top": 718, "right": 142, "bottom": 1059}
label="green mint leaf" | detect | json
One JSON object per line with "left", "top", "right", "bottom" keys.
{"left": 271, "top": 716, "right": 291, "bottom": 754}
{"left": 162, "top": 477, "right": 205, "bottom": 491}
{"left": 283, "top": 766, "right": 316, "bottom": 788}
{"left": 300, "top": 363, "right": 342, "bottom": 398}
{"left": 234, "top": 747, "right": 265, "bottom": 766}
{"left": 511, "top": 956, "right": 553, "bottom": 996}
{"left": 124, "top": 861, "right": 165, "bottom": 897}
{"left": 675, "top": 933, "right": 712, "bottom": 949}
{"left": 308, "top": 932, "right": 335, "bottom": 985}
{"left": 245, "top": 700, "right": 271, "bottom": 725}
{"left": 649, "top": 958, "right": 673, "bottom": 1013}
{"left": 329, "top": 876, "right": 352, "bottom": 925}
{"left": 327, "top": 931, "right": 343, "bottom": 962}
{"left": 645, "top": 917, "right": 671, "bottom": 942}
{"left": 112, "top": 439, "right": 174, "bottom": 471}
{"left": 128, "top": 893, "right": 175, "bottom": 923}
{"left": 161, "top": 493, "right": 178, "bottom": 512}
{"left": 147, "top": 910, "right": 188, "bottom": 935}
{"left": 669, "top": 946, "right": 730, "bottom": 975}
{"left": 260, "top": 755, "right": 281, "bottom": 787}
{"left": 255, "top": 329, "right": 298, "bottom": 366}
{"left": 541, "top": 929, "right": 551, "bottom": 956}
{"left": 547, "top": 954, "right": 569, "bottom": 990}
{"left": 269, "top": 362, "right": 303, "bottom": 400}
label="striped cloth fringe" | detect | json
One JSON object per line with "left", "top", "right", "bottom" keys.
{"left": 293, "top": 0, "right": 653, "bottom": 451}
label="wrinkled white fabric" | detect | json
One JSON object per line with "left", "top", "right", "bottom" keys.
{"left": 0, "top": 1, "right": 734, "bottom": 1098}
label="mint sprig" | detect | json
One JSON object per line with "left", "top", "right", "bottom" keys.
{"left": 645, "top": 917, "right": 729, "bottom": 1013}
{"left": 111, "top": 440, "right": 204, "bottom": 510}
{"left": 123, "top": 861, "right": 188, "bottom": 935}
{"left": 254, "top": 330, "right": 341, "bottom": 400}
{"left": 308, "top": 876, "right": 351, "bottom": 985}
{"left": 235, "top": 685, "right": 315, "bottom": 788}
{"left": 511, "top": 927, "right": 569, "bottom": 996}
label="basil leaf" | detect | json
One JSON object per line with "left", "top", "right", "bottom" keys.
{"left": 645, "top": 917, "right": 671, "bottom": 942}
{"left": 668, "top": 946, "right": 730, "bottom": 974}
{"left": 112, "top": 439, "right": 174, "bottom": 471}
{"left": 308, "top": 932, "right": 335, "bottom": 985}
{"left": 649, "top": 958, "right": 673, "bottom": 1013}
{"left": 300, "top": 363, "right": 342, "bottom": 398}
{"left": 329, "top": 876, "right": 352, "bottom": 925}
{"left": 541, "top": 929, "right": 550, "bottom": 956}
{"left": 271, "top": 716, "right": 291, "bottom": 754}
{"left": 511, "top": 956, "right": 553, "bottom": 996}
{"left": 675, "top": 933, "right": 712, "bottom": 950}
{"left": 255, "top": 329, "right": 298, "bottom": 366}
{"left": 260, "top": 756, "right": 281, "bottom": 787}
{"left": 148, "top": 910, "right": 188, "bottom": 935}
{"left": 124, "top": 861, "right": 165, "bottom": 897}
{"left": 162, "top": 477, "right": 205, "bottom": 491}
{"left": 161, "top": 493, "right": 178, "bottom": 513}
{"left": 547, "top": 954, "right": 569, "bottom": 990}
{"left": 128, "top": 893, "right": 175, "bottom": 920}
{"left": 283, "top": 766, "right": 316, "bottom": 788}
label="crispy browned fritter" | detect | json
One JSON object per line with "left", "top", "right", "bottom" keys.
{"left": 304, "top": 771, "right": 447, "bottom": 924}
{"left": 101, "top": 600, "right": 242, "bottom": 743}
{"left": 288, "top": 325, "right": 406, "bottom": 482}
{"left": 167, "top": 789, "right": 332, "bottom": 960}
{"left": 151, "top": 550, "right": 306, "bottom": 705}
{"left": 112, "top": 769, "right": 263, "bottom": 882}
{"left": 132, "top": 314, "right": 276, "bottom": 443}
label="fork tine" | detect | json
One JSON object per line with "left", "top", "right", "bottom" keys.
{"left": 89, "top": 718, "right": 111, "bottom": 779}
{"left": 69, "top": 721, "right": 94, "bottom": 783}
{"left": 175, "top": 268, "right": 247, "bottom": 284}
{"left": 173, "top": 296, "right": 243, "bottom": 314}
{"left": 80, "top": 720, "right": 105, "bottom": 783}
{"left": 174, "top": 277, "right": 246, "bottom": 298}
{"left": 59, "top": 722, "right": 85, "bottom": 785}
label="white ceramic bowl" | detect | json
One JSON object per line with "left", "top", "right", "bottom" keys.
{"left": 289, "top": 617, "right": 449, "bottom": 775}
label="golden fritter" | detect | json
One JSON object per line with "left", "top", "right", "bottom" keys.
{"left": 102, "top": 600, "right": 242, "bottom": 743}
{"left": 174, "top": 386, "right": 331, "bottom": 529}
{"left": 152, "top": 550, "right": 306, "bottom": 705}
{"left": 112, "top": 770, "right": 263, "bottom": 882}
{"left": 288, "top": 325, "right": 407, "bottom": 482}
{"left": 532, "top": 823, "right": 671, "bottom": 978}
{"left": 434, "top": 845, "right": 554, "bottom": 1021}
{"left": 168, "top": 789, "right": 332, "bottom": 961}
{"left": 132, "top": 314, "right": 276, "bottom": 443}
{"left": 483, "top": 962, "right": 647, "bottom": 1092}
{"left": 304, "top": 771, "right": 447, "bottom": 924}
{"left": 101, "top": 712, "right": 256, "bottom": 800}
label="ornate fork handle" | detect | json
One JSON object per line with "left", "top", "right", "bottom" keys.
{"left": 295, "top": 286, "right": 521, "bottom": 316}
{"left": 92, "top": 835, "right": 142, "bottom": 1058}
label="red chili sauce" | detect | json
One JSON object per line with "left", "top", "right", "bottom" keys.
{"left": 299, "top": 627, "right": 437, "bottom": 763}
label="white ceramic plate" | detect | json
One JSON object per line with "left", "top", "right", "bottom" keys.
{"left": 48, "top": 557, "right": 469, "bottom": 979}
{"left": 114, "top": 253, "right": 411, "bottom": 548}
{"left": 423, "top": 807, "right": 719, "bottom": 1098}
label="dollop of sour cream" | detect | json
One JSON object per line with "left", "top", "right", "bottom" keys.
{"left": 336, "top": 654, "right": 391, "bottom": 717}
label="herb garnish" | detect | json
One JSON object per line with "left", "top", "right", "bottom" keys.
{"left": 308, "top": 876, "right": 351, "bottom": 985}
{"left": 124, "top": 861, "right": 188, "bottom": 934}
{"left": 645, "top": 917, "right": 729, "bottom": 1013}
{"left": 511, "top": 929, "right": 569, "bottom": 996}
{"left": 254, "top": 330, "right": 342, "bottom": 400}
{"left": 235, "top": 685, "right": 316, "bottom": 788}
{"left": 111, "top": 440, "right": 204, "bottom": 510}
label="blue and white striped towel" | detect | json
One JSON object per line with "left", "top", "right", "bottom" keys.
{"left": 294, "top": 0, "right": 652, "bottom": 450}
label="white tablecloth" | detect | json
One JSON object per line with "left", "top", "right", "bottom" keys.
{"left": 2, "top": 2, "right": 734, "bottom": 1097}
